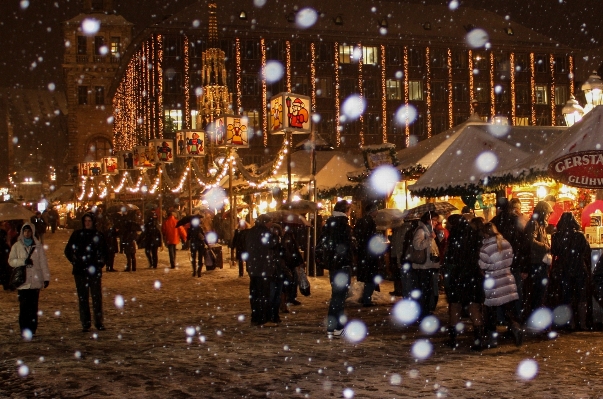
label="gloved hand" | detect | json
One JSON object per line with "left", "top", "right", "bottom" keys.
{"left": 24, "top": 258, "right": 33, "bottom": 266}
{"left": 44, "top": 281, "right": 49, "bottom": 288}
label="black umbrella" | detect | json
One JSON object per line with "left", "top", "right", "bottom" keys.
{"left": 403, "top": 202, "right": 458, "bottom": 220}
{"left": 176, "top": 214, "right": 202, "bottom": 228}
{"left": 107, "top": 203, "right": 139, "bottom": 214}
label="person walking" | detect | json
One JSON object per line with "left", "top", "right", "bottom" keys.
{"left": 243, "top": 214, "right": 278, "bottom": 326}
{"left": 9, "top": 223, "right": 50, "bottom": 338}
{"left": 64, "top": 212, "right": 107, "bottom": 332}
{"left": 442, "top": 214, "right": 485, "bottom": 350}
{"left": 282, "top": 227, "right": 304, "bottom": 306}
{"left": 139, "top": 215, "right": 162, "bottom": 269}
{"left": 162, "top": 211, "right": 183, "bottom": 269}
{"left": 353, "top": 203, "right": 380, "bottom": 307}
{"left": 230, "top": 218, "right": 249, "bottom": 278}
{"left": 411, "top": 211, "right": 442, "bottom": 319}
{"left": 524, "top": 201, "right": 553, "bottom": 316}
{"left": 121, "top": 211, "right": 141, "bottom": 272}
{"left": 30, "top": 211, "right": 47, "bottom": 244}
{"left": 548, "top": 212, "right": 591, "bottom": 331}
{"left": 479, "top": 222, "right": 523, "bottom": 347}
{"left": 187, "top": 216, "right": 207, "bottom": 277}
{"left": 47, "top": 207, "right": 59, "bottom": 233}
{"left": 104, "top": 219, "right": 119, "bottom": 272}
{"left": 316, "top": 200, "right": 355, "bottom": 339}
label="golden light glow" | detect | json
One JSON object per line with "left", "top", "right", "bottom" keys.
{"left": 510, "top": 52, "right": 516, "bottom": 125}
{"left": 358, "top": 43, "right": 364, "bottom": 147}
{"left": 380, "top": 44, "right": 387, "bottom": 143}
{"left": 569, "top": 55, "right": 574, "bottom": 97}
{"left": 403, "top": 46, "right": 409, "bottom": 145}
{"left": 261, "top": 38, "right": 267, "bottom": 147}
{"left": 310, "top": 43, "right": 316, "bottom": 113}
{"left": 447, "top": 48, "right": 453, "bottom": 128}
{"left": 490, "top": 52, "right": 495, "bottom": 118}
{"left": 183, "top": 35, "right": 191, "bottom": 129}
{"left": 425, "top": 46, "right": 432, "bottom": 138}
{"left": 530, "top": 52, "right": 536, "bottom": 125}
{"left": 550, "top": 53, "right": 556, "bottom": 126}
{"left": 157, "top": 34, "right": 164, "bottom": 138}
{"left": 236, "top": 38, "right": 242, "bottom": 112}
{"left": 468, "top": 50, "right": 475, "bottom": 114}
{"left": 334, "top": 42, "right": 341, "bottom": 147}
{"left": 286, "top": 41, "right": 291, "bottom": 92}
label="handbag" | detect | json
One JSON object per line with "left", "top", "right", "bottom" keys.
{"left": 295, "top": 266, "right": 311, "bottom": 296}
{"left": 10, "top": 245, "right": 35, "bottom": 289}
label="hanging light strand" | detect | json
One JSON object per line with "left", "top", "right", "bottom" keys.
{"left": 425, "top": 46, "right": 432, "bottom": 138}
{"left": 530, "top": 52, "right": 536, "bottom": 125}
{"left": 380, "top": 44, "right": 387, "bottom": 143}
{"left": 550, "top": 53, "right": 556, "bottom": 126}
{"left": 334, "top": 42, "right": 341, "bottom": 147}
{"left": 447, "top": 48, "right": 453, "bottom": 128}
{"left": 261, "top": 38, "right": 268, "bottom": 147}
{"left": 510, "top": 52, "right": 516, "bottom": 125}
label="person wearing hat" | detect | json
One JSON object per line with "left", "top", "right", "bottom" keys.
{"left": 64, "top": 212, "right": 108, "bottom": 332}
{"left": 9, "top": 222, "right": 50, "bottom": 338}
{"left": 353, "top": 203, "right": 380, "bottom": 307}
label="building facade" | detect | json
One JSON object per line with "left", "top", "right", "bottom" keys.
{"left": 107, "top": 1, "right": 577, "bottom": 168}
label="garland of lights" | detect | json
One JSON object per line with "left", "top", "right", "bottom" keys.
{"left": 310, "top": 43, "right": 316, "bottom": 113}
{"left": 184, "top": 35, "right": 191, "bottom": 129}
{"left": 510, "top": 52, "right": 516, "bottom": 125}
{"left": 425, "top": 46, "right": 432, "bottom": 138}
{"left": 235, "top": 38, "right": 242, "bottom": 112}
{"left": 358, "top": 43, "right": 364, "bottom": 147}
{"left": 468, "top": 50, "right": 474, "bottom": 114}
{"left": 380, "top": 44, "right": 387, "bottom": 143}
{"left": 490, "top": 52, "right": 495, "bottom": 118}
{"left": 447, "top": 48, "right": 453, "bottom": 129}
{"left": 530, "top": 52, "right": 536, "bottom": 125}
{"left": 286, "top": 41, "right": 291, "bottom": 92}
{"left": 569, "top": 55, "right": 574, "bottom": 97}
{"left": 549, "top": 53, "right": 555, "bottom": 126}
{"left": 261, "top": 38, "right": 267, "bottom": 147}
{"left": 403, "top": 46, "right": 409, "bottom": 145}
{"left": 334, "top": 42, "right": 341, "bottom": 147}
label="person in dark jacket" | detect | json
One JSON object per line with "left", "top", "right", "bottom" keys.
{"left": 104, "top": 219, "right": 119, "bottom": 272}
{"left": 353, "top": 203, "right": 380, "bottom": 307}
{"left": 64, "top": 212, "right": 107, "bottom": 332}
{"left": 243, "top": 214, "right": 278, "bottom": 326}
{"left": 139, "top": 215, "right": 162, "bottom": 269}
{"left": 282, "top": 227, "right": 305, "bottom": 306}
{"left": 317, "top": 200, "right": 355, "bottom": 338}
{"left": 121, "top": 211, "right": 141, "bottom": 272}
{"left": 549, "top": 212, "right": 591, "bottom": 330}
{"left": 442, "top": 214, "right": 485, "bottom": 349}
{"left": 229, "top": 219, "right": 249, "bottom": 277}
{"left": 524, "top": 201, "right": 553, "bottom": 316}
{"left": 30, "top": 211, "right": 47, "bottom": 244}
{"left": 187, "top": 216, "right": 207, "bottom": 277}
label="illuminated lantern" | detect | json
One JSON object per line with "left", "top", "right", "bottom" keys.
{"left": 149, "top": 139, "right": 175, "bottom": 163}
{"left": 175, "top": 130, "right": 205, "bottom": 157}
{"left": 78, "top": 162, "right": 89, "bottom": 176}
{"left": 87, "top": 162, "right": 102, "bottom": 177}
{"left": 269, "top": 92, "right": 311, "bottom": 134}
{"left": 133, "top": 146, "right": 153, "bottom": 168}
{"left": 102, "top": 157, "right": 119, "bottom": 175}
{"left": 213, "top": 115, "right": 250, "bottom": 148}
{"left": 117, "top": 150, "right": 135, "bottom": 170}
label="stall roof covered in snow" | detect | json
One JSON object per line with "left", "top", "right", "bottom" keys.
{"left": 407, "top": 124, "right": 566, "bottom": 197}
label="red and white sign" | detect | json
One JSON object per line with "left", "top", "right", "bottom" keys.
{"left": 548, "top": 151, "right": 603, "bottom": 188}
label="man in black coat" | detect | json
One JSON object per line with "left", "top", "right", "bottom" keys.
{"left": 30, "top": 211, "right": 47, "bottom": 244}
{"left": 243, "top": 214, "right": 278, "bottom": 326}
{"left": 64, "top": 212, "right": 108, "bottom": 332}
{"left": 353, "top": 203, "right": 380, "bottom": 307}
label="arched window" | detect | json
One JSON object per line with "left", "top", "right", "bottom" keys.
{"left": 86, "top": 137, "right": 113, "bottom": 160}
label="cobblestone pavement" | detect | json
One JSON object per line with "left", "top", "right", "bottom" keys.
{"left": 1, "top": 230, "right": 603, "bottom": 398}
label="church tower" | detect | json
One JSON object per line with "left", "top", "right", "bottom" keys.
{"left": 62, "top": 0, "right": 133, "bottom": 166}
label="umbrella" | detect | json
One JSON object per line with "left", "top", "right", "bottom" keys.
{"left": 107, "top": 203, "right": 139, "bottom": 214}
{"left": 0, "top": 203, "right": 34, "bottom": 221}
{"left": 279, "top": 200, "right": 319, "bottom": 214}
{"left": 403, "top": 202, "right": 458, "bottom": 220}
{"left": 176, "top": 214, "right": 203, "bottom": 228}
{"left": 374, "top": 208, "right": 407, "bottom": 230}
{"left": 263, "top": 210, "right": 310, "bottom": 226}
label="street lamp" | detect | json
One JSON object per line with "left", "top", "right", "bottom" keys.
{"left": 561, "top": 95, "right": 585, "bottom": 127}
{"left": 581, "top": 72, "right": 603, "bottom": 114}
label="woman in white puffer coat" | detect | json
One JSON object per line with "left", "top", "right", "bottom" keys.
{"left": 478, "top": 222, "right": 522, "bottom": 347}
{"left": 9, "top": 222, "right": 50, "bottom": 338}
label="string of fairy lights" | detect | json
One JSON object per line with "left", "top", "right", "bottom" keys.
{"left": 380, "top": 44, "right": 387, "bottom": 143}
{"left": 310, "top": 43, "right": 316, "bottom": 114}
{"left": 183, "top": 35, "right": 191, "bottom": 129}
{"left": 425, "top": 46, "right": 432, "bottom": 138}
{"left": 530, "top": 52, "right": 536, "bottom": 125}
{"left": 510, "top": 52, "right": 516, "bottom": 125}
{"left": 403, "top": 46, "right": 409, "bottom": 145}
{"left": 569, "top": 56, "right": 575, "bottom": 97}
{"left": 334, "top": 42, "right": 341, "bottom": 147}
{"left": 286, "top": 41, "right": 292, "bottom": 92}
{"left": 260, "top": 38, "right": 267, "bottom": 147}
{"left": 468, "top": 50, "right": 475, "bottom": 114}
{"left": 357, "top": 43, "right": 364, "bottom": 147}
{"left": 550, "top": 53, "right": 556, "bottom": 126}
{"left": 157, "top": 34, "right": 164, "bottom": 137}
{"left": 235, "top": 38, "right": 242, "bottom": 112}
{"left": 489, "top": 52, "right": 495, "bottom": 118}
{"left": 447, "top": 48, "right": 453, "bottom": 129}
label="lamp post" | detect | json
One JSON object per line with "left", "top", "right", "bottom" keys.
{"left": 581, "top": 72, "right": 603, "bottom": 114}
{"left": 561, "top": 95, "right": 585, "bottom": 127}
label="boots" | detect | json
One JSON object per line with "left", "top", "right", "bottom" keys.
{"left": 192, "top": 263, "right": 196, "bottom": 277}
{"left": 471, "top": 326, "right": 485, "bottom": 351}
{"left": 197, "top": 265, "right": 202, "bottom": 277}
{"left": 446, "top": 326, "right": 457, "bottom": 349}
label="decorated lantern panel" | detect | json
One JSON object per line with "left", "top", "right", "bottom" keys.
{"left": 176, "top": 130, "right": 205, "bottom": 157}
{"left": 217, "top": 115, "right": 250, "bottom": 148}
{"left": 78, "top": 162, "right": 90, "bottom": 176}
{"left": 133, "top": 146, "right": 154, "bottom": 168}
{"left": 81, "top": 161, "right": 102, "bottom": 176}
{"left": 269, "top": 92, "right": 311, "bottom": 134}
{"left": 117, "top": 150, "right": 136, "bottom": 170}
{"left": 149, "top": 139, "right": 175, "bottom": 163}
{"left": 101, "top": 157, "right": 119, "bottom": 175}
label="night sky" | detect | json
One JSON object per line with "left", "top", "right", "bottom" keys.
{"left": 0, "top": 0, "right": 602, "bottom": 90}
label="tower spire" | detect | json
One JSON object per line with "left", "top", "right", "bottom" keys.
{"left": 208, "top": 2, "right": 218, "bottom": 48}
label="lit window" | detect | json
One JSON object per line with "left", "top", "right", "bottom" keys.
{"left": 516, "top": 116, "right": 529, "bottom": 126}
{"left": 386, "top": 79, "right": 401, "bottom": 100}
{"left": 164, "top": 109, "right": 183, "bottom": 131}
{"left": 363, "top": 46, "right": 379, "bottom": 65}
{"left": 555, "top": 86, "right": 568, "bottom": 106}
{"left": 535, "top": 85, "right": 548, "bottom": 104}
{"left": 110, "top": 37, "right": 120, "bottom": 56}
{"left": 409, "top": 80, "right": 423, "bottom": 101}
